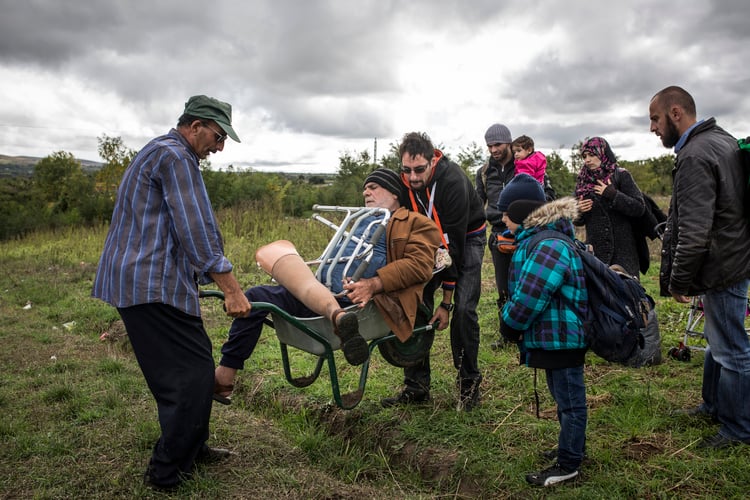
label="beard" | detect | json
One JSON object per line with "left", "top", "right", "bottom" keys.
{"left": 660, "top": 116, "right": 681, "bottom": 148}
{"left": 489, "top": 147, "right": 511, "bottom": 166}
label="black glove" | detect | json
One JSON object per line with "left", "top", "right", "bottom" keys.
{"left": 500, "top": 322, "right": 524, "bottom": 343}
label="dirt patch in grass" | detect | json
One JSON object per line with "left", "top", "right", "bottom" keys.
{"left": 623, "top": 437, "right": 664, "bottom": 461}
{"left": 237, "top": 381, "right": 490, "bottom": 496}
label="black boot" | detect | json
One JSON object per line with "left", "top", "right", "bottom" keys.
{"left": 490, "top": 307, "right": 506, "bottom": 350}
{"left": 381, "top": 387, "right": 430, "bottom": 407}
{"left": 458, "top": 376, "right": 482, "bottom": 411}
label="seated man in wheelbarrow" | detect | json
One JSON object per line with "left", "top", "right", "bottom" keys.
{"left": 214, "top": 168, "right": 442, "bottom": 404}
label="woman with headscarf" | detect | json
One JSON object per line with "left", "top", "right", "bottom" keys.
{"left": 574, "top": 137, "right": 646, "bottom": 277}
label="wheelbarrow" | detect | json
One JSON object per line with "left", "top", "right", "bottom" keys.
{"left": 200, "top": 291, "right": 436, "bottom": 409}
{"left": 202, "top": 205, "right": 438, "bottom": 409}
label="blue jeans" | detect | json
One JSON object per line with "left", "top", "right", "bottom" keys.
{"left": 546, "top": 366, "right": 587, "bottom": 471}
{"left": 403, "top": 232, "right": 486, "bottom": 391}
{"left": 700, "top": 279, "right": 750, "bottom": 442}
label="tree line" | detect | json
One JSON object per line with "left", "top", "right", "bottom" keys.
{"left": 0, "top": 135, "right": 675, "bottom": 241}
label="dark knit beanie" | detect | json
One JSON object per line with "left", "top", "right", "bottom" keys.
{"left": 496, "top": 173, "right": 546, "bottom": 212}
{"left": 507, "top": 200, "right": 545, "bottom": 224}
{"left": 484, "top": 123, "right": 512, "bottom": 145}
{"left": 363, "top": 168, "right": 402, "bottom": 196}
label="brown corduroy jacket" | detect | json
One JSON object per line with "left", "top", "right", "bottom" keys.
{"left": 373, "top": 207, "right": 441, "bottom": 341}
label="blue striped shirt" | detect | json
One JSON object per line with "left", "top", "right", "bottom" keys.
{"left": 92, "top": 129, "right": 233, "bottom": 317}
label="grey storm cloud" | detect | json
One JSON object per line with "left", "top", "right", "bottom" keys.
{"left": 1, "top": 0, "right": 750, "bottom": 170}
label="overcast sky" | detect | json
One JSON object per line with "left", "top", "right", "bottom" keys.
{"left": 2, "top": 0, "right": 749, "bottom": 173}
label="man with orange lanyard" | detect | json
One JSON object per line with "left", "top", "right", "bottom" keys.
{"left": 381, "top": 132, "right": 487, "bottom": 411}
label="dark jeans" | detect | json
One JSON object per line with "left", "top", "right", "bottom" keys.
{"left": 403, "top": 232, "right": 486, "bottom": 392}
{"left": 489, "top": 231, "right": 512, "bottom": 305}
{"left": 546, "top": 365, "right": 587, "bottom": 471}
{"left": 118, "top": 303, "right": 214, "bottom": 487}
{"left": 220, "top": 285, "right": 347, "bottom": 370}
{"left": 489, "top": 234, "right": 512, "bottom": 339}
{"left": 700, "top": 279, "right": 750, "bottom": 442}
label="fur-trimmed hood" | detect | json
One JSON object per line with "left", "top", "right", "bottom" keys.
{"left": 523, "top": 197, "right": 580, "bottom": 229}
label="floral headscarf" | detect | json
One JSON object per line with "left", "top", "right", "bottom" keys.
{"left": 574, "top": 136, "right": 618, "bottom": 199}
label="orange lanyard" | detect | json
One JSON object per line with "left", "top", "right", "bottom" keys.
{"left": 408, "top": 186, "right": 449, "bottom": 250}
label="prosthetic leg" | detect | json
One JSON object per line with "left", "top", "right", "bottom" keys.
{"left": 255, "top": 240, "right": 368, "bottom": 365}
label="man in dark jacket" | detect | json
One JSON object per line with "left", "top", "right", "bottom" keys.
{"left": 476, "top": 123, "right": 556, "bottom": 349}
{"left": 650, "top": 85, "right": 750, "bottom": 448}
{"left": 382, "top": 131, "right": 487, "bottom": 410}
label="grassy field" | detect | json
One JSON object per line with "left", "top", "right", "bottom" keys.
{"left": 1, "top": 208, "right": 749, "bottom": 499}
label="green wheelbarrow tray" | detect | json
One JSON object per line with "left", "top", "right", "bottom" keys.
{"left": 200, "top": 290, "right": 436, "bottom": 409}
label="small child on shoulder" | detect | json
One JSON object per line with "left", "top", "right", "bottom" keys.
{"left": 512, "top": 135, "right": 547, "bottom": 185}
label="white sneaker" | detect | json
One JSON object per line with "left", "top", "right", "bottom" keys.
{"left": 525, "top": 463, "right": 579, "bottom": 486}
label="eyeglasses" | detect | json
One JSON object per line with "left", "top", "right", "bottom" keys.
{"left": 202, "top": 122, "right": 227, "bottom": 143}
{"left": 400, "top": 163, "right": 429, "bottom": 175}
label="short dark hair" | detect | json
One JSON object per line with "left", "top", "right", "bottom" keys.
{"left": 652, "top": 86, "right": 696, "bottom": 117}
{"left": 512, "top": 135, "right": 534, "bottom": 151}
{"left": 397, "top": 132, "right": 434, "bottom": 162}
{"left": 177, "top": 113, "right": 201, "bottom": 128}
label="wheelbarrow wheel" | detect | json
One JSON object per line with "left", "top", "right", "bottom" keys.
{"left": 377, "top": 304, "right": 435, "bottom": 368}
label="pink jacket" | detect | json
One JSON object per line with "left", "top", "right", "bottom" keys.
{"left": 515, "top": 151, "right": 547, "bottom": 184}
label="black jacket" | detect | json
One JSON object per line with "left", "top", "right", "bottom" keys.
{"left": 661, "top": 118, "right": 750, "bottom": 296}
{"left": 476, "top": 157, "right": 515, "bottom": 234}
{"left": 476, "top": 157, "right": 556, "bottom": 235}
{"left": 406, "top": 151, "right": 485, "bottom": 286}
{"left": 575, "top": 168, "right": 645, "bottom": 277}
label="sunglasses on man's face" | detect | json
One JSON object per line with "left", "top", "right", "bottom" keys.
{"left": 400, "top": 163, "right": 429, "bottom": 175}
{"left": 202, "top": 122, "right": 227, "bottom": 144}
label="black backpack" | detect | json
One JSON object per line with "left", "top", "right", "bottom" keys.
{"left": 527, "top": 229, "right": 653, "bottom": 364}
{"left": 612, "top": 168, "right": 667, "bottom": 273}
{"left": 739, "top": 137, "right": 750, "bottom": 221}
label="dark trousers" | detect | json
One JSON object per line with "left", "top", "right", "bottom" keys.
{"left": 118, "top": 303, "right": 214, "bottom": 487}
{"left": 489, "top": 231, "right": 512, "bottom": 304}
{"left": 489, "top": 235, "right": 512, "bottom": 339}
{"left": 403, "top": 232, "right": 486, "bottom": 392}
{"left": 220, "top": 285, "right": 348, "bottom": 370}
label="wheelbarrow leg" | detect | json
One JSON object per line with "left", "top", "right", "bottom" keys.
{"left": 280, "top": 342, "right": 325, "bottom": 387}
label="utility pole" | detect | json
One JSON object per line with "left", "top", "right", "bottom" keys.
{"left": 373, "top": 138, "right": 377, "bottom": 167}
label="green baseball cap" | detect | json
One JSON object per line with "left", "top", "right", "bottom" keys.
{"left": 183, "top": 95, "right": 240, "bottom": 143}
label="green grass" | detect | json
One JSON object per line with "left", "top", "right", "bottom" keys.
{"left": 1, "top": 212, "right": 748, "bottom": 499}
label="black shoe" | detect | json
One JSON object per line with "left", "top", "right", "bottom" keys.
{"left": 526, "top": 463, "right": 579, "bottom": 487}
{"left": 196, "top": 446, "right": 236, "bottom": 464}
{"left": 697, "top": 433, "right": 743, "bottom": 449}
{"left": 381, "top": 388, "right": 430, "bottom": 407}
{"left": 671, "top": 405, "right": 717, "bottom": 422}
{"left": 459, "top": 377, "right": 481, "bottom": 411}
{"left": 459, "top": 392, "right": 481, "bottom": 411}
{"left": 143, "top": 469, "right": 181, "bottom": 492}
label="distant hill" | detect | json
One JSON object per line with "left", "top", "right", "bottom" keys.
{"left": 0, "top": 154, "right": 103, "bottom": 178}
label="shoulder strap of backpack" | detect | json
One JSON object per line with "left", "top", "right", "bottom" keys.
{"left": 480, "top": 162, "right": 489, "bottom": 190}
{"left": 526, "top": 228, "right": 576, "bottom": 253}
{"left": 525, "top": 229, "right": 585, "bottom": 323}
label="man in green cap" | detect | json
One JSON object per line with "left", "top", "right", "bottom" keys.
{"left": 93, "top": 95, "right": 250, "bottom": 491}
